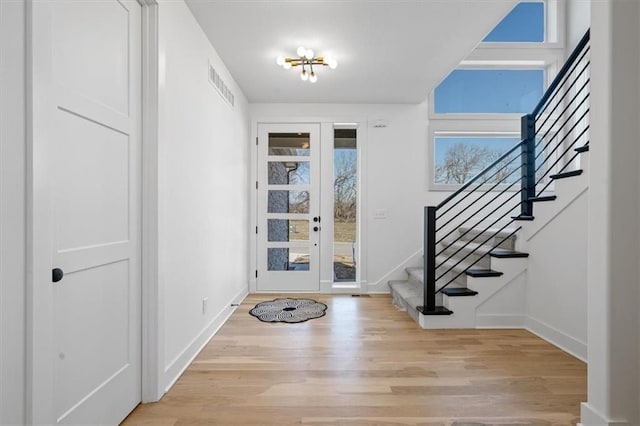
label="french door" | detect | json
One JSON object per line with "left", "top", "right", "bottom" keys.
{"left": 256, "top": 124, "right": 321, "bottom": 291}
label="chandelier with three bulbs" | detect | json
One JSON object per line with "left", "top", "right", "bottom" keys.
{"left": 276, "top": 46, "right": 338, "bottom": 83}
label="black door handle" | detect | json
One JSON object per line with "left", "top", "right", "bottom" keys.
{"left": 313, "top": 226, "right": 320, "bottom": 232}
{"left": 52, "top": 268, "right": 64, "bottom": 283}
{"left": 313, "top": 216, "right": 320, "bottom": 223}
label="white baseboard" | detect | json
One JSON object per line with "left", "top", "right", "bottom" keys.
{"left": 476, "top": 314, "right": 525, "bottom": 328}
{"left": 161, "top": 286, "right": 248, "bottom": 394}
{"left": 525, "top": 316, "right": 587, "bottom": 362}
{"left": 579, "top": 402, "right": 629, "bottom": 426}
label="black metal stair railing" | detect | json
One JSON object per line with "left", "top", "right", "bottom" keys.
{"left": 419, "top": 29, "right": 591, "bottom": 314}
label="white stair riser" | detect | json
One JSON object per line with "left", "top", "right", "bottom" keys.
{"left": 420, "top": 257, "right": 528, "bottom": 329}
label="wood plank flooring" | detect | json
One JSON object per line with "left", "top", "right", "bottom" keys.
{"left": 123, "top": 294, "right": 586, "bottom": 425}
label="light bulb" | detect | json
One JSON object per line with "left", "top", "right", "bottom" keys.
{"left": 297, "top": 46, "right": 306, "bottom": 57}
{"left": 305, "top": 49, "right": 314, "bottom": 60}
{"left": 283, "top": 62, "right": 292, "bottom": 70}
{"left": 329, "top": 58, "right": 338, "bottom": 69}
{"left": 276, "top": 56, "right": 285, "bottom": 66}
{"left": 300, "top": 69, "right": 309, "bottom": 81}
{"left": 309, "top": 72, "right": 317, "bottom": 83}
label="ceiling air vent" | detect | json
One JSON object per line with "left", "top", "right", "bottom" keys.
{"left": 208, "top": 63, "right": 235, "bottom": 107}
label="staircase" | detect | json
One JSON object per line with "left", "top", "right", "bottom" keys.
{"left": 391, "top": 30, "right": 591, "bottom": 329}
{"left": 390, "top": 226, "right": 527, "bottom": 328}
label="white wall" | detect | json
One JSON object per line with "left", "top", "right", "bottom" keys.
{"left": 0, "top": 1, "right": 26, "bottom": 424}
{"left": 567, "top": 0, "right": 590, "bottom": 50}
{"left": 525, "top": 191, "right": 588, "bottom": 360}
{"left": 581, "top": 1, "right": 640, "bottom": 424}
{"left": 157, "top": 0, "right": 250, "bottom": 393}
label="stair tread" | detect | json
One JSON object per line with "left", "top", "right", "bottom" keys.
{"left": 489, "top": 249, "right": 529, "bottom": 258}
{"left": 511, "top": 215, "right": 535, "bottom": 221}
{"left": 550, "top": 169, "right": 583, "bottom": 180}
{"left": 441, "top": 287, "right": 478, "bottom": 297}
{"left": 575, "top": 145, "right": 589, "bottom": 153}
{"left": 465, "top": 268, "right": 503, "bottom": 277}
{"left": 389, "top": 279, "right": 422, "bottom": 297}
{"left": 441, "top": 237, "right": 515, "bottom": 255}
{"left": 436, "top": 258, "right": 484, "bottom": 278}
{"left": 528, "top": 195, "right": 557, "bottom": 202}
{"left": 457, "top": 226, "right": 519, "bottom": 239}
{"left": 439, "top": 240, "right": 496, "bottom": 260}
{"left": 417, "top": 306, "right": 453, "bottom": 315}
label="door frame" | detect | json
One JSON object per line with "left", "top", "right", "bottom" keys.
{"left": 25, "top": 1, "right": 163, "bottom": 422}
{"left": 250, "top": 117, "right": 368, "bottom": 294}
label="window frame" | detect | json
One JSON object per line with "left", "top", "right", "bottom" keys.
{"left": 480, "top": 0, "right": 564, "bottom": 47}
{"left": 427, "top": 0, "right": 566, "bottom": 190}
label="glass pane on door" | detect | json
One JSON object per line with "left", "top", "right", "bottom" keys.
{"left": 267, "top": 190, "right": 310, "bottom": 213}
{"left": 268, "top": 132, "right": 311, "bottom": 156}
{"left": 268, "top": 161, "right": 310, "bottom": 185}
{"left": 267, "top": 219, "right": 309, "bottom": 242}
{"left": 267, "top": 247, "right": 310, "bottom": 271}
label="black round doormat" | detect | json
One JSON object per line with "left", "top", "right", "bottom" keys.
{"left": 249, "top": 298, "right": 327, "bottom": 323}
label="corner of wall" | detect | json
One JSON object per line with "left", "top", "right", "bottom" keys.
{"left": 0, "top": 0, "right": 27, "bottom": 424}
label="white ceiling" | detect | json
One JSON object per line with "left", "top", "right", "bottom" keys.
{"left": 185, "top": 0, "right": 518, "bottom": 104}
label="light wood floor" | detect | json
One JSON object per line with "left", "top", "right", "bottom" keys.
{"left": 123, "top": 294, "right": 587, "bottom": 425}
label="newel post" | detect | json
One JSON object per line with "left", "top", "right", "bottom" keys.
{"left": 520, "top": 114, "right": 536, "bottom": 217}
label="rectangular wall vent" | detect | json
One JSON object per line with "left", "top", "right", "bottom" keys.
{"left": 208, "top": 63, "right": 235, "bottom": 107}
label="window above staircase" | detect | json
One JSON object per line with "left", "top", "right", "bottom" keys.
{"left": 429, "top": 0, "right": 567, "bottom": 190}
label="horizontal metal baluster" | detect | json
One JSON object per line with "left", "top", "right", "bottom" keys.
{"left": 535, "top": 50, "right": 591, "bottom": 120}
{"left": 435, "top": 192, "right": 521, "bottom": 268}
{"left": 536, "top": 49, "right": 590, "bottom": 125}
{"left": 436, "top": 179, "right": 521, "bottom": 248}
{"left": 535, "top": 150, "right": 585, "bottom": 196}
{"left": 436, "top": 226, "right": 521, "bottom": 293}
{"left": 436, "top": 161, "right": 522, "bottom": 233}
{"left": 535, "top": 95, "right": 590, "bottom": 158}
{"left": 533, "top": 30, "right": 590, "bottom": 116}
{"left": 535, "top": 61, "right": 591, "bottom": 134}
{"left": 535, "top": 81, "right": 590, "bottom": 150}
{"left": 436, "top": 219, "right": 518, "bottom": 281}
{"left": 435, "top": 141, "right": 525, "bottom": 212}
{"left": 535, "top": 125, "right": 589, "bottom": 178}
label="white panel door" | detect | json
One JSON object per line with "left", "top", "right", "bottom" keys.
{"left": 257, "top": 124, "right": 321, "bottom": 291}
{"left": 31, "top": 1, "right": 142, "bottom": 424}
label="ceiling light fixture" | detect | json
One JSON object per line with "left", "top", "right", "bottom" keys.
{"left": 276, "top": 46, "right": 338, "bottom": 83}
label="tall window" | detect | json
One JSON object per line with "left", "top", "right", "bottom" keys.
{"left": 333, "top": 129, "right": 357, "bottom": 282}
{"left": 429, "top": 0, "right": 564, "bottom": 188}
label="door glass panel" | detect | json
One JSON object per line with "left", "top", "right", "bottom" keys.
{"left": 268, "top": 247, "right": 310, "bottom": 271}
{"left": 268, "top": 190, "right": 310, "bottom": 213}
{"left": 334, "top": 128, "right": 357, "bottom": 282}
{"left": 268, "top": 161, "right": 310, "bottom": 185}
{"left": 268, "top": 132, "right": 310, "bottom": 156}
{"left": 268, "top": 219, "right": 309, "bottom": 242}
